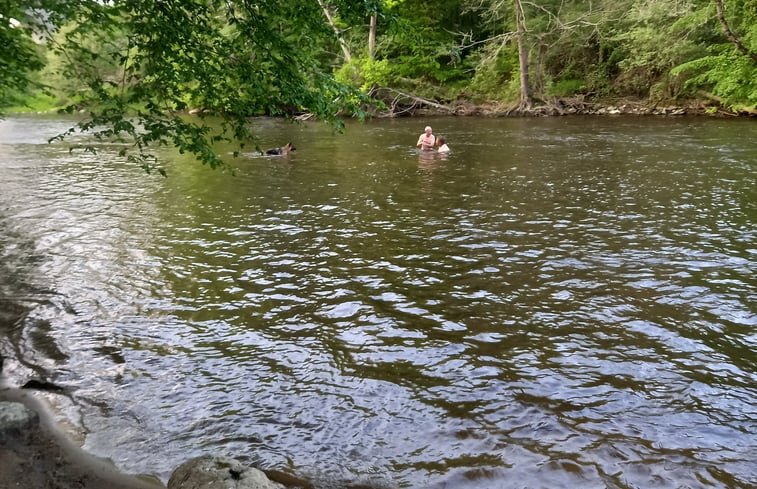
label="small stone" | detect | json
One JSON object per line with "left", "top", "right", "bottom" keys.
{"left": 0, "top": 402, "right": 39, "bottom": 438}
{"left": 167, "top": 455, "right": 284, "bottom": 489}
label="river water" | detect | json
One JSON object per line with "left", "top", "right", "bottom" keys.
{"left": 0, "top": 114, "right": 755, "bottom": 489}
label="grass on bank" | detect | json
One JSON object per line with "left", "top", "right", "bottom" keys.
{"left": 2, "top": 91, "right": 63, "bottom": 113}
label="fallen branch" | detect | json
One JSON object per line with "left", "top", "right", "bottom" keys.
{"left": 368, "top": 86, "right": 454, "bottom": 117}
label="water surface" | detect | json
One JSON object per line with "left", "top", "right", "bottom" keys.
{"left": 0, "top": 114, "right": 755, "bottom": 488}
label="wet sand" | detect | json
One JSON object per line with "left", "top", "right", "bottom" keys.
{"left": 0, "top": 388, "right": 164, "bottom": 489}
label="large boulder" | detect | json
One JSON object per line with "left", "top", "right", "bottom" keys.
{"left": 0, "top": 401, "right": 39, "bottom": 439}
{"left": 167, "top": 455, "right": 285, "bottom": 489}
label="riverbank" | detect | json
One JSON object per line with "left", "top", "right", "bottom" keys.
{"left": 0, "top": 387, "right": 164, "bottom": 489}
{"left": 364, "top": 92, "right": 756, "bottom": 118}
{"left": 0, "top": 352, "right": 302, "bottom": 489}
{"left": 0, "top": 383, "right": 300, "bottom": 489}
{"left": 5, "top": 94, "right": 756, "bottom": 119}
{"left": 0, "top": 388, "right": 301, "bottom": 489}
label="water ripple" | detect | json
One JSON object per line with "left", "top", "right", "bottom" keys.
{"left": 1, "top": 115, "right": 755, "bottom": 488}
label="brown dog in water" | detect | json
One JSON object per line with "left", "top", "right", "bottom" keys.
{"left": 265, "top": 142, "right": 295, "bottom": 155}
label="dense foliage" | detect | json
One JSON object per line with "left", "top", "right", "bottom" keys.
{"left": 0, "top": 1, "right": 45, "bottom": 108}
{"left": 1, "top": 0, "right": 754, "bottom": 170}
{"left": 2, "top": 0, "right": 374, "bottom": 172}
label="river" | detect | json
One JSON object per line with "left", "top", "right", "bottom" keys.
{"left": 0, "top": 114, "right": 755, "bottom": 489}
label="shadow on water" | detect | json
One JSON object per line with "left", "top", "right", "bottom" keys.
{"left": 0, "top": 115, "right": 86, "bottom": 376}
{"left": 0, "top": 114, "right": 755, "bottom": 489}
{"left": 0, "top": 211, "right": 73, "bottom": 382}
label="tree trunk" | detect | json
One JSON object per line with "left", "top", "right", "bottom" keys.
{"left": 715, "top": 0, "right": 757, "bottom": 64}
{"left": 514, "top": 0, "right": 532, "bottom": 109}
{"left": 368, "top": 13, "right": 377, "bottom": 60}
{"left": 318, "top": 0, "right": 352, "bottom": 63}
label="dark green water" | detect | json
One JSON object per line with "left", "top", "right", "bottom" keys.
{"left": 0, "top": 114, "right": 755, "bottom": 488}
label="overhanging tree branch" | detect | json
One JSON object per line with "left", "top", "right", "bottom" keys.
{"left": 715, "top": 0, "right": 757, "bottom": 63}
{"left": 318, "top": 0, "right": 352, "bottom": 63}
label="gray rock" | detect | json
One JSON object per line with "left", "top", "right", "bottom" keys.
{"left": 167, "top": 455, "right": 284, "bottom": 489}
{"left": 0, "top": 401, "right": 40, "bottom": 438}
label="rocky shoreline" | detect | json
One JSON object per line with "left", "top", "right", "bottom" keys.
{"left": 407, "top": 99, "right": 756, "bottom": 118}
{"left": 0, "top": 353, "right": 294, "bottom": 489}
{"left": 12, "top": 94, "right": 757, "bottom": 119}
{"left": 357, "top": 90, "right": 756, "bottom": 118}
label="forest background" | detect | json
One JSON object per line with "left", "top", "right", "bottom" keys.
{"left": 1, "top": 0, "right": 755, "bottom": 171}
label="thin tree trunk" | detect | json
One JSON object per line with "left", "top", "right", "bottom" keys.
{"left": 368, "top": 13, "right": 377, "bottom": 60}
{"left": 318, "top": 0, "right": 352, "bottom": 63}
{"left": 715, "top": 0, "right": 757, "bottom": 63}
{"left": 514, "top": 0, "right": 532, "bottom": 109}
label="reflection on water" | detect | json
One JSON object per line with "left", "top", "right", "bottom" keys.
{"left": 0, "top": 114, "right": 755, "bottom": 488}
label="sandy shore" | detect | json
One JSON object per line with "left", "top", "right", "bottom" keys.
{"left": 0, "top": 387, "right": 164, "bottom": 489}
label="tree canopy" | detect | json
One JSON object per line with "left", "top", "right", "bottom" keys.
{"left": 3, "top": 0, "right": 374, "bottom": 173}
{"left": 2, "top": 0, "right": 755, "bottom": 172}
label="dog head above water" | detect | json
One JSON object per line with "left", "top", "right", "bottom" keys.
{"left": 265, "top": 142, "right": 296, "bottom": 156}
